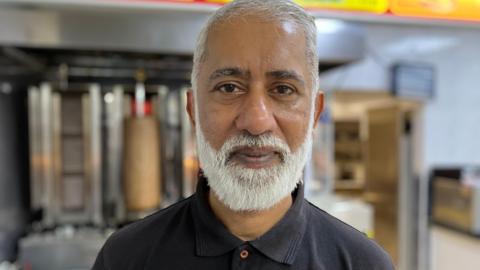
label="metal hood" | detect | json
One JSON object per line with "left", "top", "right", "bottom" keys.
{"left": 0, "top": 2, "right": 366, "bottom": 66}
{"left": 0, "top": 6, "right": 208, "bottom": 54}
{"left": 315, "top": 19, "right": 366, "bottom": 71}
{"left": 319, "top": 57, "right": 389, "bottom": 92}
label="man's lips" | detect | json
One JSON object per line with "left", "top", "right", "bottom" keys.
{"left": 228, "top": 147, "right": 283, "bottom": 168}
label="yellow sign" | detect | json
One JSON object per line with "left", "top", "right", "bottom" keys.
{"left": 203, "top": 0, "right": 388, "bottom": 13}
{"left": 390, "top": 0, "right": 480, "bottom": 21}
{"left": 295, "top": 0, "right": 388, "bottom": 13}
{"left": 137, "top": 0, "right": 480, "bottom": 22}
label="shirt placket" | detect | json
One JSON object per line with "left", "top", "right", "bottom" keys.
{"left": 231, "top": 244, "right": 253, "bottom": 270}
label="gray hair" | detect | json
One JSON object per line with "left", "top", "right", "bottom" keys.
{"left": 191, "top": 0, "right": 319, "bottom": 95}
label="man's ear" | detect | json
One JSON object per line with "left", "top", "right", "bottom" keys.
{"left": 186, "top": 89, "right": 196, "bottom": 129}
{"left": 313, "top": 91, "right": 325, "bottom": 129}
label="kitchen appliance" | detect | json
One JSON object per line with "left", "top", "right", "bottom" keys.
{"left": 430, "top": 167, "right": 480, "bottom": 236}
{"left": 28, "top": 83, "right": 103, "bottom": 227}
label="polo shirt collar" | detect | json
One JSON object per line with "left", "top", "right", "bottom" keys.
{"left": 192, "top": 172, "right": 244, "bottom": 257}
{"left": 191, "top": 170, "right": 308, "bottom": 265}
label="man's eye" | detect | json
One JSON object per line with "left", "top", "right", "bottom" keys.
{"left": 217, "top": 83, "right": 240, "bottom": 93}
{"left": 272, "top": 85, "right": 295, "bottom": 95}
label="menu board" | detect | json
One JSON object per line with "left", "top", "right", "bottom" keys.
{"left": 390, "top": 0, "right": 480, "bottom": 21}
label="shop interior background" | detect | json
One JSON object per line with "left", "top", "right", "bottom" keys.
{"left": 0, "top": 1, "right": 479, "bottom": 270}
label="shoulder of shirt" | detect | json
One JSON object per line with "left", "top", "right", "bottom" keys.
{"left": 304, "top": 199, "right": 395, "bottom": 269}
{"left": 110, "top": 195, "right": 193, "bottom": 239}
{"left": 100, "top": 195, "right": 194, "bottom": 268}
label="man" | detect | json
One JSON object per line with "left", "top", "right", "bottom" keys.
{"left": 92, "top": 0, "right": 394, "bottom": 269}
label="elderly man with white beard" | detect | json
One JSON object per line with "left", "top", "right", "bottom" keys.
{"left": 92, "top": 0, "right": 395, "bottom": 269}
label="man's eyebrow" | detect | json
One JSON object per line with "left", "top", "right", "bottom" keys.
{"left": 208, "top": 67, "right": 251, "bottom": 82}
{"left": 266, "top": 70, "right": 306, "bottom": 86}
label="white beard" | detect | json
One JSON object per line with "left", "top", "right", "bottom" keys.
{"left": 195, "top": 105, "right": 314, "bottom": 212}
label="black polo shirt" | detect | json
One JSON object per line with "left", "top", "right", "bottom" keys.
{"left": 92, "top": 174, "right": 394, "bottom": 270}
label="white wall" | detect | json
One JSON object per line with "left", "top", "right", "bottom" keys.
{"left": 323, "top": 23, "right": 480, "bottom": 167}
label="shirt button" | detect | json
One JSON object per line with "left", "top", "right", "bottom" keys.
{"left": 240, "top": 249, "right": 249, "bottom": 259}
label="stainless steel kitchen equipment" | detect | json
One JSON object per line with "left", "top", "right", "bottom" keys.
{"left": 28, "top": 83, "right": 103, "bottom": 227}
{"left": 430, "top": 167, "right": 480, "bottom": 236}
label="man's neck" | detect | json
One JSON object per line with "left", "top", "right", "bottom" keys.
{"left": 208, "top": 191, "right": 293, "bottom": 241}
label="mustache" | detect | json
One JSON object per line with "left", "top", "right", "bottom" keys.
{"left": 220, "top": 133, "right": 290, "bottom": 165}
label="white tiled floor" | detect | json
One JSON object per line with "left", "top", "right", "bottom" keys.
{"left": 431, "top": 226, "right": 480, "bottom": 270}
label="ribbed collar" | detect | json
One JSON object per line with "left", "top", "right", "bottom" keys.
{"left": 191, "top": 171, "right": 308, "bottom": 265}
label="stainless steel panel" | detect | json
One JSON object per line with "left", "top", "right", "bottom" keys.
{"left": 180, "top": 87, "right": 197, "bottom": 198}
{"left": 0, "top": 5, "right": 367, "bottom": 66}
{"left": 105, "top": 85, "right": 126, "bottom": 223}
{"left": 45, "top": 87, "right": 101, "bottom": 225}
{"left": 86, "top": 84, "right": 103, "bottom": 226}
{"left": 19, "top": 230, "right": 108, "bottom": 270}
{"left": 60, "top": 95, "right": 84, "bottom": 135}
{"left": 398, "top": 113, "right": 418, "bottom": 270}
{"left": 315, "top": 19, "right": 365, "bottom": 64}
{"left": 157, "top": 86, "right": 168, "bottom": 123}
{"left": 474, "top": 187, "right": 480, "bottom": 233}
{"left": 62, "top": 175, "right": 85, "bottom": 211}
{"left": 162, "top": 91, "right": 182, "bottom": 202}
{"left": 56, "top": 92, "right": 89, "bottom": 224}
{"left": 156, "top": 86, "right": 171, "bottom": 206}
{"left": 52, "top": 93, "right": 62, "bottom": 222}
{"left": 0, "top": 7, "right": 207, "bottom": 54}
{"left": 61, "top": 137, "right": 84, "bottom": 174}
{"left": 39, "top": 83, "right": 55, "bottom": 226}
{"left": 28, "top": 87, "right": 42, "bottom": 210}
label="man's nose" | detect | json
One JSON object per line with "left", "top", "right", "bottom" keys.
{"left": 234, "top": 89, "right": 276, "bottom": 136}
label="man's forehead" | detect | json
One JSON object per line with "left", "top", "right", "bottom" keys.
{"left": 201, "top": 17, "right": 309, "bottom": 78}
{"left": 208, "top": 16, "right": 301, "bottom": 42}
